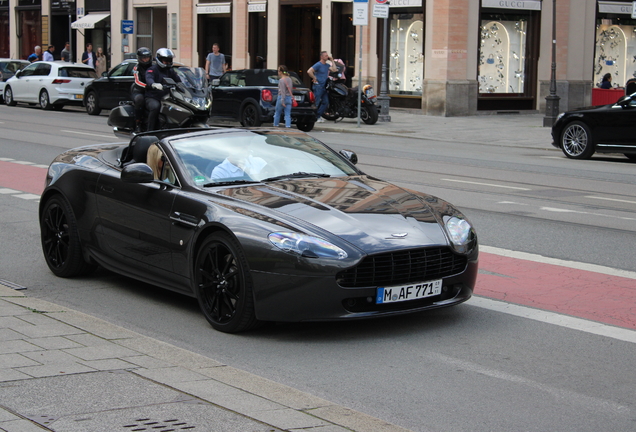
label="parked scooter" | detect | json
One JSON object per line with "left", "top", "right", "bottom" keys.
{"left": 108, "top": 67, "right": 211, "bottom": 138}
{"left": 321, "top": 62, "right": 379, "bottom": 125}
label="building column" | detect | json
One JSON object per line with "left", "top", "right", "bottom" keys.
{"left": 232, "top": 0, "right": 248, "bottom": 69}
{"left": 267, "top": 0, "right": 279, "bottom": 68}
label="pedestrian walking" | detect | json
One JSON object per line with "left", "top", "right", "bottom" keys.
{"left": 42, "top": 45, "right": 55, "bottom": 61}
{"left": 307, "top": 51, "right": 338, "bottom": 123}
{"left": 273, "top": 65, "right": 294, "bottom": 128}
{"left": 205, "top": 43, "right": 227, "bottom": 80}
{"left": 95, "top": 47, "right": 107, "bottom": 76}
{"left": 81, "top": 43, "right": 97, "bottom": 69}
{"left": 60, "top": 42, "right": 71, "bottom": 62}
{"left": 27, "top": 46, "right": 41, "bottom": 62}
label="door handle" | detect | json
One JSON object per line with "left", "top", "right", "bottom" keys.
{"left": 99, "top": 185, "right": 114, "bottom": 193}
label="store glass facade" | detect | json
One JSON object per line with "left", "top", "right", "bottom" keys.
{"left": 478, "top": 18, "right": 527, "bottom": 94}
{"left": 389, "top": 10, "right": 424, "bottom": 96}
{"left": 595, "top": 2, "right": 636, "bottom": 89}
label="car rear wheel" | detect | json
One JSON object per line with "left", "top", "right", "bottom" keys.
{"left": 194, "top": 232, "right": 260, "bottom": 333}
{"left": 40, "top": 90, "right": 53, "bottom": 110}
{"left": 85, "top": 91, "right": 102, "bottom": 115}
{"left": 240, "top": 103, "right": 262, "bottom": 127}
{"left": 297, "top": 120, "right": 315, "bottom": 132}
{"left": 4, "top": 86, "right": 16, "bottom": 106}
{"left": 40, "top": 195, "right": 97, "bottom": 277}
{"left": 561, "top": 121, "right": 595, "bottom": 159}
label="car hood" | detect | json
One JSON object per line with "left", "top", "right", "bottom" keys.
{"left": 215, "top": 176, "right": 451, "bottom": 252}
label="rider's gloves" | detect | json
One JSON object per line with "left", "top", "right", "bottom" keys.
{"left": 152, "top": 83, "right": 163, "bottom": 91}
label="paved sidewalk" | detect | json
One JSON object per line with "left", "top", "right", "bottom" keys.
{"left": 0, "top": 284, "right": 409, "bottom": 432}
{"left": 210, "top": 109, "right": 555, "bottom": 150}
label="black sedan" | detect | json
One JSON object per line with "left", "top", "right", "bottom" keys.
{"left": 551, "top": 94, "right": 636, "bottom": 160}
{"left": 39, "top": 128, "right": 478, "bottom": 333}
{"left": 210, "top": 69, "right": 317, "bottom": 132}
{"left": 83, "top": 59, "right": 138, "bottom": 115}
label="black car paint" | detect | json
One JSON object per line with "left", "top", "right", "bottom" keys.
{"left": 83, "top": 60, "right": 138, "bottom": 114}
{"left": 40, "top": 129, "right": 477, "bottom": 325}
{"left": 551, "top": 95, "right": 636, "bottom": 158}
{"left": 210, "top": 69, "right": 316, "bottom": 127}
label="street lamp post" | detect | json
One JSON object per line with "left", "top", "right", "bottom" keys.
{"left": 543, "top": 0, "right": 560, "bottom": 127}
{"left": 377, "top": 16, "right": 391, "bottom": 122}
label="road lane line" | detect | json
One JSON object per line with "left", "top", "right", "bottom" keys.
{"left": 541, "top": 206, "right": 636, "bottom": 221}
{"left": 586, "top": 196, "right": 636, "bottom": 205}
{"left": 60, "top": 129, "right": 113, "bottom": 139}
{"left": 470, "top": 297, "right": 636, "bottom": 344}
{"left": 441, "top": 178, "right": 531, "bottom": 190}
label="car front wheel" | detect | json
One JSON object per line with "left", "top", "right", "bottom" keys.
{"left": 297, "top": 120, "right": 315, "bottom": 132}
{"left": 40, "top": 195, "right": 96, "bottom": 277}
{"left": 85, "top": 91, "right": 101, "bottom": 115}
{"left": 40, "top": 90, "right": 53, "bottom": 110}
{"left": 194, "top": 232, "right": 260, "bottom": 333}
{"left": 4, "top": 86, "right": 16, "bottom": 106}
{"left": 561, "top": 121, "right": 595, "bottom": 159}
{"left": 240, "top": 103, "right": 262, "bottom": 127}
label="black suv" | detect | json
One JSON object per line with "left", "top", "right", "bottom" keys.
{"left": 210, "top": 69, "right": 317, "bottom": 131}
{"left": 83, "top": 59, "right": 138, "bottom": 115}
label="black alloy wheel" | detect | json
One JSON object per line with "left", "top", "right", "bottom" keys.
{"left": 561, "top": 121, "right": 595, "bottom": 159}
{"left": 40, "top": 90, "right": 53, "bottom": 110}
{"left": 296, "top": 120, "right": 315, "bottom": 132}
{"left": 4, "top": 86, "right": 16, "bottom": 106}
{"left": 85, "top": 91, "right": 102, "bottom": 115}
{"left": 361, "top": 104, "right": 379, "bottom": 125}
{"left": 40, "top": 195, "right": 96, "bottom": 277}
{"left": 240, "top": 103, "right": 262, "bottom": 127}
{"left": 194, "top": 232, "right": 259, "bottom": 333}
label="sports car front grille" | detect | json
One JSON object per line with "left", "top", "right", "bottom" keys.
{"left": 336, "top": 247, "right": 467, "bottom": 288}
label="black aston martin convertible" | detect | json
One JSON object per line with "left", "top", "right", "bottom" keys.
{"left": 39, "top": 128, "right": 478, "bottom": 333}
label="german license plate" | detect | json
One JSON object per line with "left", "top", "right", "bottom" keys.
{"left": 75, "top": 94, "right": 83, "bottom": 100}
{"left": 365, "top": 88, "right": 375, "bottom": 98}
{"left": 294, "top": 95, "right": 302, "bottom": 101}
{"left": 376, "top": 279, "right": 442, "bottom": 304}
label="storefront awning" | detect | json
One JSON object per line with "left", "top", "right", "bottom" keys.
{"left": 71, "top": 13, "right": 110, "bottom": 30}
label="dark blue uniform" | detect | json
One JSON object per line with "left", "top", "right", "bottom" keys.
{"left": 144, "top": 65, "right": 181, "bottom": 130}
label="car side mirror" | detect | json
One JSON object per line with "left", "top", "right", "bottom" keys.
{"left": 339, "top": 149, "right": 358, "bottom": 165}
{"left": 101, "top": 71, "right": 107, "bottom": 77}
{"left": 212, "top": 79, "right": 220, "bottom": 86}
{"left": 14, "top": 70, "right": 21, "bottom": 78}
{"left": 121, "top": 163, "right": 154, "bottom": 183}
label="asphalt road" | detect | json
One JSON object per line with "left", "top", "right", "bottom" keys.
{"left": 1, "top": 104, "right": 635, "bottom": 432}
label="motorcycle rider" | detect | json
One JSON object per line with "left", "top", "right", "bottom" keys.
{"left": 145, "top": 48, "right": 182, "bottom": 131}
{"left": 131, "top": 47, "right": 152, "bottom": 133}
{"left": 307, "top": 51, "right": 338, "bottom": 123}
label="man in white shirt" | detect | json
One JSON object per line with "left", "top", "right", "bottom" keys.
{"left": 43, "top": 45, "right": 55, "bottom": 61}
{"left": 211, "top": 143, "right": 267, "bottom": 180}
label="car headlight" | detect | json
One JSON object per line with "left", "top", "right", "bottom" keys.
{"left": 444, "top": 216, "right": 473, "bottom": 246}
{"left": 268, "top": 232, "right": 347, "bottom": 259}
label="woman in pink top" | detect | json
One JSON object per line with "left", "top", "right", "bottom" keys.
{"left": 273, "top": 65, "right": 294, "bottom": 128}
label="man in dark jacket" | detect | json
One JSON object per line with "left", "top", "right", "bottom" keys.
{"left": 81, "top": 43, "right": 97, "bottom": 69}
{"left": 131, "top": 47, "right": 152, "bottom": 132}
{"left": 145, "top": 48, "right": 181, "bottom": 131}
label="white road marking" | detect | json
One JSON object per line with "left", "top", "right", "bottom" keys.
{"left": 541, "top": 206, "right": 636, "bottom": 221}
{"left": 60, "top": 129, "right": 113, "bottom": 139}
{"left": 0, "top": 188, "right": 20, "bottom": 194}
{"left": 497, "top": 201, "right": 527, "bottom": 205}
{"left": 470, "top": 297, "right": 636, "bottom": 345}
{"left": 11, "top": 160, "right": 34, "bottom": 165}
{"left": 586, "top": 196, "right": 636, "bottom": 205}
{"left": 13, "top": 194, "right": 40, "bottom": 200}
{"left": 0, "top": 158, "right": 15, "bottom": 162}
{"left": 441, "top": 178, "right": 531, "bottom": 190}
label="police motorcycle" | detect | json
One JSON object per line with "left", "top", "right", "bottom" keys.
{"left": 321, "top": 60, "right": 379, "bottom": 125}
{"left": 108, "top": 66, "right": 212, "bottom": 138}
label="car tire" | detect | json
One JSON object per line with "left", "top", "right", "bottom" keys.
{"left": 560, "top": 121, "right": 595, "bottom": 159}
{"left": 361, "top": 104, "right": 379, "bottom": 125}
{"left": 40, "top": 90, "right": 53, "bottom": 110}
{"left": 40, "top": 195, "right": 97, "bottom": 278}
{"left": 4, "top": 86, "right": 16, "bottom": 106}
{"left": 194, "top": 232, "right": 260, "bottom": 333}
{"left": 240, "top": 103, "right": 262, "bottom": 127}
{"left": 85, "top": 91, "right": 102, "bottom": 115}
{"left": 297, "top": 120, "right": 315, "bottom": 132}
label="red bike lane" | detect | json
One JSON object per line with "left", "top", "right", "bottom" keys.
{"left": 2, "top": 160, "right": 635, "bottom": 330}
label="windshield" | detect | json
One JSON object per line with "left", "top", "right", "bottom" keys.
{"left": 169, "top": 131, "right": 358, "bottom": 186}
{"left": 59, "top": 67, "right": 98, "bottom": 78}
{"left": 175, "top": 67, "right": 207, "bottom": 91}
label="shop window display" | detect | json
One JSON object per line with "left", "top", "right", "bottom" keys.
{"left": 389, "top": 13, "right": 423, "bottom": 95}
{"left": 593, "top": 22, "right": 636, "bottom": 88}
{"left": 478, "top": 19, "right": 527, "bottom": 94}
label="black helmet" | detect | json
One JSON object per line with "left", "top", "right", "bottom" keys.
{"left": 137, "top": 47, "right": 152, "bottom": 66}
{"left": 155, "top": 48, "right": 174, "bottom": 69}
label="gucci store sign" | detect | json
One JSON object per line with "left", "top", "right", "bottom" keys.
{"left": 482, "top": 0, "right": 541, "bottom": 10}
{"left": 248, "top": 1, "right": 266, "bottom": 12}
{"left": 196, "top": 2, "right": 231, "bottom": 14}
{"left": 598, "top": 1, "right": 635, "bottom": 14}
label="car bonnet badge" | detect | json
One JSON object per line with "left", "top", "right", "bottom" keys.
{"left": 390, "top": 232, "right": 408, "bottom": 238}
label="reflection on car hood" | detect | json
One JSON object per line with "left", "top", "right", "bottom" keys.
{"left": 216, "top": 176, "right": 450, "bottom": 251}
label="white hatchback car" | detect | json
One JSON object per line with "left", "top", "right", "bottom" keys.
{"left": 3, "top": 61, "right": 97, "bottom": 110}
